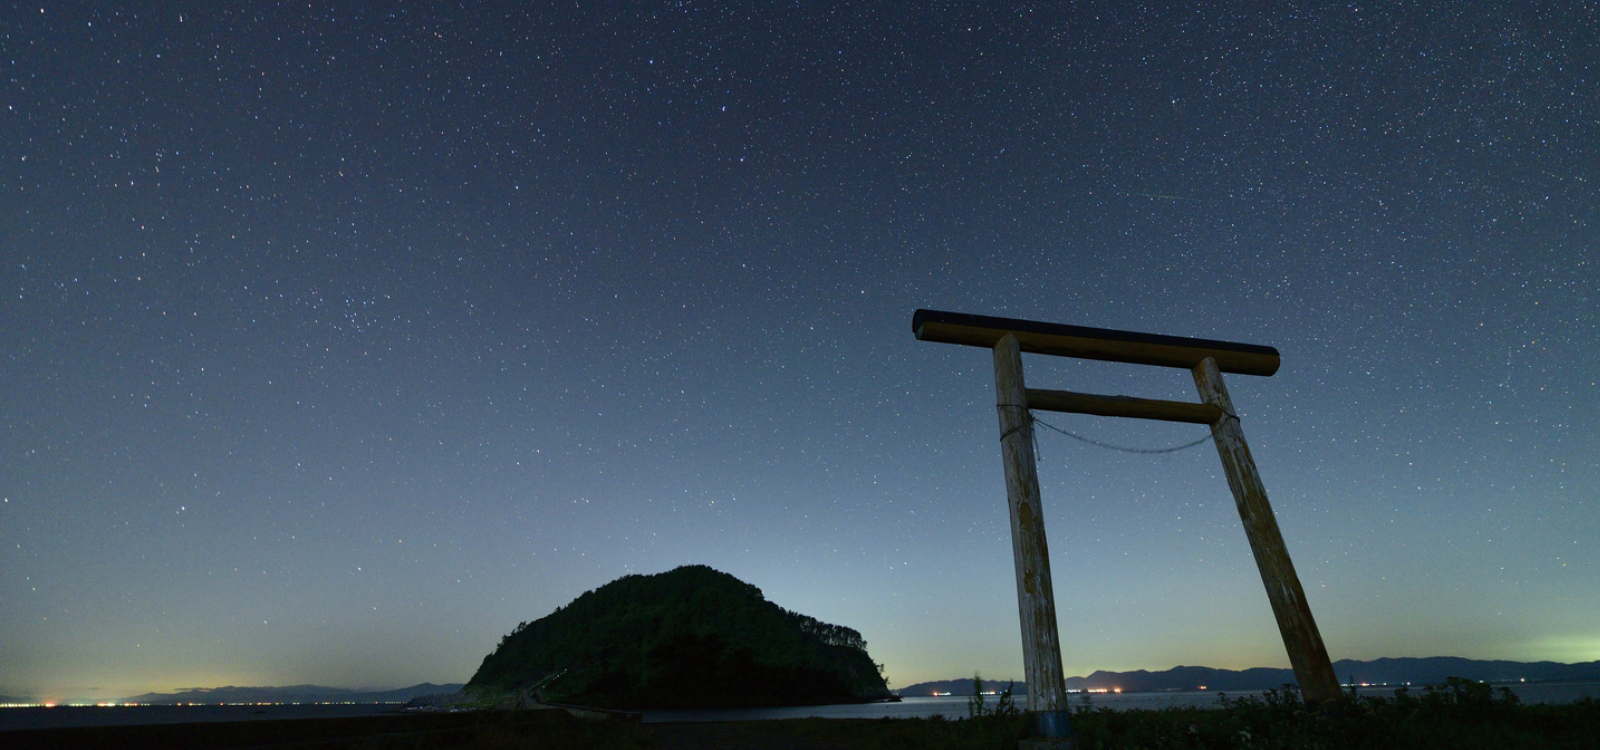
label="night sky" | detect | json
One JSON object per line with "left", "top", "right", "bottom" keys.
{"left": 4, "top": 3, "right": 1596, "bottom": 702}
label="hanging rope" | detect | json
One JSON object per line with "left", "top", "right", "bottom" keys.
{"left": 1029, "top": 413, "right": 1215, "bottom": 455}
{"left": 996, "top": 404, "right": 1030, "bottom": 442}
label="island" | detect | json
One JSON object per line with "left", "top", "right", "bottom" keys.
{"left": 467, "top": 565, "right": 893, "bottom": 710}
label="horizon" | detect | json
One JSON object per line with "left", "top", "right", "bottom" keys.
{"left": 11, "top": 641, "right": 1600, "bottom": 703}
{"left": 13, "top": 652, "right": 1600, "bottom": 704}
{"left": 4, "top": 4, "right": 1595, "bottom": 705}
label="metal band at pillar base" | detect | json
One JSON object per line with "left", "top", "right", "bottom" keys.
{"left": 1028, "top": 710, "right": 1075, "bottom": 740}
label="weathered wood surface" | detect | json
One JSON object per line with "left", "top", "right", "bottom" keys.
{"left": 992, "top": 335, "right": 1073, "bottom": 731}
{"left": 1024, "top": 388, "right": 1223, "bottom": 425}
{"left": 915, "top": 308, "right": 1280, "bottom": 376}
{"left": 1192, "top": 356, "right": 1343, "bottom": 707}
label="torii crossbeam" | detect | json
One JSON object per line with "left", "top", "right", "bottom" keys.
{"left": 914, "top": 309, "right": 1343, "bottom": 742}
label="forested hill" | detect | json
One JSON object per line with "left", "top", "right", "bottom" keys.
{"left": 467, "top": 565, "right": 892, "bottom": 709}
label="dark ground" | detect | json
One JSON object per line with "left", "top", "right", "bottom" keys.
{"left": 4, "top": 689, "right": 1599, "bottom": 750}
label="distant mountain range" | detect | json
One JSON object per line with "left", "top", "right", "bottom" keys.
{"left": 895, "top": 678, "right": 1028, "bottom": 696}
{"left": 898, "top": 658, "right": 1600, "bottom": 696}
{"left": 122, "top": 683, "right": 464, "bottom": 705}
{"left": 89, "top": 657, "right": 1600, "bottom": 705}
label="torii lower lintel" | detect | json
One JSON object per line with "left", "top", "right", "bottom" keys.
{"left": 915, "top": 309, "right": 1343, "bottom": 726}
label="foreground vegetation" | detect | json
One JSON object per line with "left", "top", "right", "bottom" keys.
{"left": 1057, "top": 679, "right": 1600, "bottom": 750}
{"left": 6, "top": 680, "right": 1596, "bottom": 749}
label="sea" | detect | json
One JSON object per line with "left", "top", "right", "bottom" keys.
{"left": 3, "top": 682, "right": 1596, "bottom": 732}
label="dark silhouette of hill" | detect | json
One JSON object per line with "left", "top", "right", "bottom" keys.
{"left": 122, "top": 683, "right": 464, "bottom": 704}
{"left": 1332, "top": 657, "right": 1600, "bottom": 686}
{"left": 1073, "top": 666, "right": 1301, "bottom": 693}
{"left": 899, "top": 658, "right": 1600, "bottom": 695}
{"left": 1079, "top": 658, "right": 1600, "bottom": 692}
{"left": 895, "top": 678, "right": 1028, "bottom": 696}
{"left": 467, "top": 565, "right": 891, "bottom": 709}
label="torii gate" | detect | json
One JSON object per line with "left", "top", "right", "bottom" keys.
{"left": 914, "top": 309, "right": 1343, "bottom": 741}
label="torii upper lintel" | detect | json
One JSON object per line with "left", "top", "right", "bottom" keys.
{"left": 912, "top": 308, "right": 1281, "bottom": 376}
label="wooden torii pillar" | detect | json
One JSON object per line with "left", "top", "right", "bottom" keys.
{"left": 914, "top": 309, "right": 1344, "bottom": 738}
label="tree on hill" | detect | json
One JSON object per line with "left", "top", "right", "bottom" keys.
{"left": 467, "top": 565, "right": 892, "bottom": 709}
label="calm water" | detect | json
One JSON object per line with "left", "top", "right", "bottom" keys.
{"left": 4, "top": 682, "right": 1595, "bottom": 731}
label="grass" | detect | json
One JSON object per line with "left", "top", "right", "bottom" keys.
{"left": 657, "top": 683, "right": 1600, "bottom": 750}
{"left": 664, "top": 689, "right": 1600, "bottom": 750}
{"left": 1054, "top": 680, "right": 1600, "bottom": 750}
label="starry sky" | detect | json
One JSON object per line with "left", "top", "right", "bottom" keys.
{"left": 3, "top": 2, "right": 1596, "bottom": 702}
